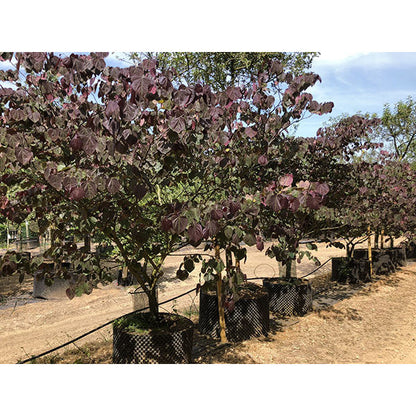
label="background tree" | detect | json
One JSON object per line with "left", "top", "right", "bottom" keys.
{"left": 377, "top": 96, "right": 416, "bottom": 163}
{"left": 128, "top": 52, "right": 319, "bottom": 91}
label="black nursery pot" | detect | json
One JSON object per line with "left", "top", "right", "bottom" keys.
{"left": 198, "top": 282, "right": 269, "bottom": 343}
{"left": 117, "top": 269, "right": 138, "bottom": 286}
{"left": 353, "top": 248, "right": 385, "bottom": 261}
{"left": 331, "top": 257, "right": 374, "bottom": 283}
{"left": 113, "top": 312, "right": 194, "bottom": 364}
{"left": 262, "top": 278, "right": 313, "bottom": 316}
{"left": 331, "top": 257, "right": 354, "bottom": 283}
{"left": 384, "top": 247, "right": 407, "bottom": 267}
{"left": 405, "top": 242, "right": 416, "bottom": 260}
{"left": 353, "top": 249, "right": 395, "bottom": 276}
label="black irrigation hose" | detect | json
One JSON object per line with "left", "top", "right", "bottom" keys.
{"left": 18, "top": 257, "right": 334, "bottom": 364}
{"left": 17, "top": 286, "right": 196, "bottom": 364}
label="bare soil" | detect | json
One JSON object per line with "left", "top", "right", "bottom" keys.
{"left": 1, "top": 241, "right": 415, "bottom": 364}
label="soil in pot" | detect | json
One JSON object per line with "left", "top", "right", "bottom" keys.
{"left": 262, "top": 277, "right": 312, "bottom": 316}
{"left": 199, "top": 282, "right": 269, "bottom": 343}
{"left": 113, "top": 312, "right": 194, "bottom": 364}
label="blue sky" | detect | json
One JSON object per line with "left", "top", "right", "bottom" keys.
{"left": 294, "top": 52, "right": 416, "bottom": 137}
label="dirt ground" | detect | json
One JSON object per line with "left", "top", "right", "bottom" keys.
{"left": 1, "top": 240, "right": 415, "bottom": 364}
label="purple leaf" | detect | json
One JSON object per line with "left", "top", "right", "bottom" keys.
{"left": 306, "top": 194, "right": 322, "bottom": 210}
{"left": 105, "top": 100, "right": 120, "bottom": 118}
{"left": 161, "top": 217, "right": 173, "bottom": 232}
{"left": 132, "top": 184, "right": 147, "bottom": 200}
{"left": 288, "top": 197, "right": 300, "bottom": 212}
{"left": 315, "top": 183, "right": 330, "bottom": 196}
{"left": 83, "top": 181, "right": 98, "bottom": 199}
{"left": 66, "top": 288, "right": 75, "bottom": 300}
{"left": 245, "top": 127, "right": 257, "bottom": 138}
{"left": 188, "top": 223, "right": 203, "bottom": 243}
{"left": 70, "top": 135, "right": 83, "bottom": 151}
{"left": 226, "top": 87, "right": 242, "bottom": 101}
{"left": 229, "top": 201, "right": 241, "bottom": 215}
{"left": 256, "top": 236, "right": 264, "bottom": 251}
{"left": 297, "top": 180, "right": 310, "bottom": 190}
{"left": 279, "top": 174, "right": 293, "bottom": 188}
{"left": 320, "top": 102, "right": 334, "bottom": 115}
{"left": 172, "top": 216, "right": 188, "bottom": 234}
{"left": 210, "top": 209, "right": 223, "bottom": 220}
{"left": 47, "top": 174, "right": 63, "bottom": 191}
{"left": 169, "top": 117, "right": 186, "bottom": 134}
{"left": 258, "top": 154, "right": 268, "bottom": 166}
{"left": 270, "top": 61, "right": 283, "bottom": 75}
{"left": 15, "top": 147, "right": 33, "bottom": 165}
{"left": 174, "top": 87, "right": 194, "bottom": 108}
{"left": 107, "top": 178, "right": 121, "bottom": 194}
{"left": 83, "top": 135, "right": 97, "bottom": 156}
{"left": 63, "top": 176, "right": 77, "bottom": 192}
{"left": 69, "top": 186, "right": 85, "bottom": 201}
{"left": 266, "top": 194, "right": 288, "bottom": 212}
{"left": 206, "top": 220, "right": 220, "bottom": 237}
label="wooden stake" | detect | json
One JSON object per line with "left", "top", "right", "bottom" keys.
{"left": 215, "top": 244, "right": 228, "bottom": 343}
{"left": 380, "top": 229, "right": 384, "bottom": 249}
{"left": 367, "top": 226, "right": 373, "bottom": 277}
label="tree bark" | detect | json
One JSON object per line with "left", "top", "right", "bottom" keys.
{"left": 84, "top": 234, "right": 91, "bottom": 252}
{"left": 147, "top": 285, "right": 159, "bottom": 319}
{"left": 286, "top": 259, "right": 292, "bottom": 279}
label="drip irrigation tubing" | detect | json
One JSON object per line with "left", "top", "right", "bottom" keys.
{"left": 17, "top": 258, "right": 333, "bottom": 364}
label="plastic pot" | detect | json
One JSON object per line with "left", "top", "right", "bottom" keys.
{"left": 112, "top": 312, "right": 194, "bottom": 364}
{"left": 384, "top": 247, "right": 407, "bottom": 267}
{"left": 331, "top": 257, "right": 355, "bottom": 283}
{"left": 262, "top": 278, "right": 313, "bottom": 316}
{"left": 199, "top": 282, "right": 269, "bottom": 343}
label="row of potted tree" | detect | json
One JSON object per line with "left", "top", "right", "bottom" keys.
{"left": 0, "top": 52, "right": 414, "bottom": 363}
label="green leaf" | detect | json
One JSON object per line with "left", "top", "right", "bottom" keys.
{"left": 243, "top": 232, "right": 256, "bottom": 246}
{"left": 214, "top": 259, "right": 225, "bottom": 274}
{"left": 224, "top": 226, "right": 234, "bottom": 239}
{"left": 184, "top": 257, "right": 195, "bottom": 273}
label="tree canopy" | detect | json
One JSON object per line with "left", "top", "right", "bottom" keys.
{"left": 128, "top": 52, "right": 319, "bottom": 91}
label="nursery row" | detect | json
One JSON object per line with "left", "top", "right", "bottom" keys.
{"left": 1, "top": 53, "right": 416, "bottom": 364}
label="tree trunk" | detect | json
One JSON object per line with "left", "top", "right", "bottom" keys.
{"left": 225, "top": 246, "right": 234, "bottom": 290}
{"left": 390, "top": 235, "right": 394, "bottom": 248}
{"left": 6, "top": 221, "right": 9, "bottom": 249}
{"left": 346, "top": 242, "right": 353, "bottom": 259}
{"left": 147, "top": 285, "right": 159, "bottom": 318}
{"left": 84, "top": 235, "right": 91, "bottom": 252}
{"left": 374, "top": 229, "right": 379, "bottom": 249}
{"left": 286, "top": 259, "right": 292, "bottom": 279}
{"left": 368, "top": 226, "right": 373, "bottom": 276}
{"left": 215, "top": 244, "right": 227, "bottom": 343}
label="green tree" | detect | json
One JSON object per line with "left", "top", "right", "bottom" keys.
{"left": 378, "top": 96, "right": 416, "bottom": 162}
{"left": 128, "top": 52, "right": 319, "bottom": 91}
